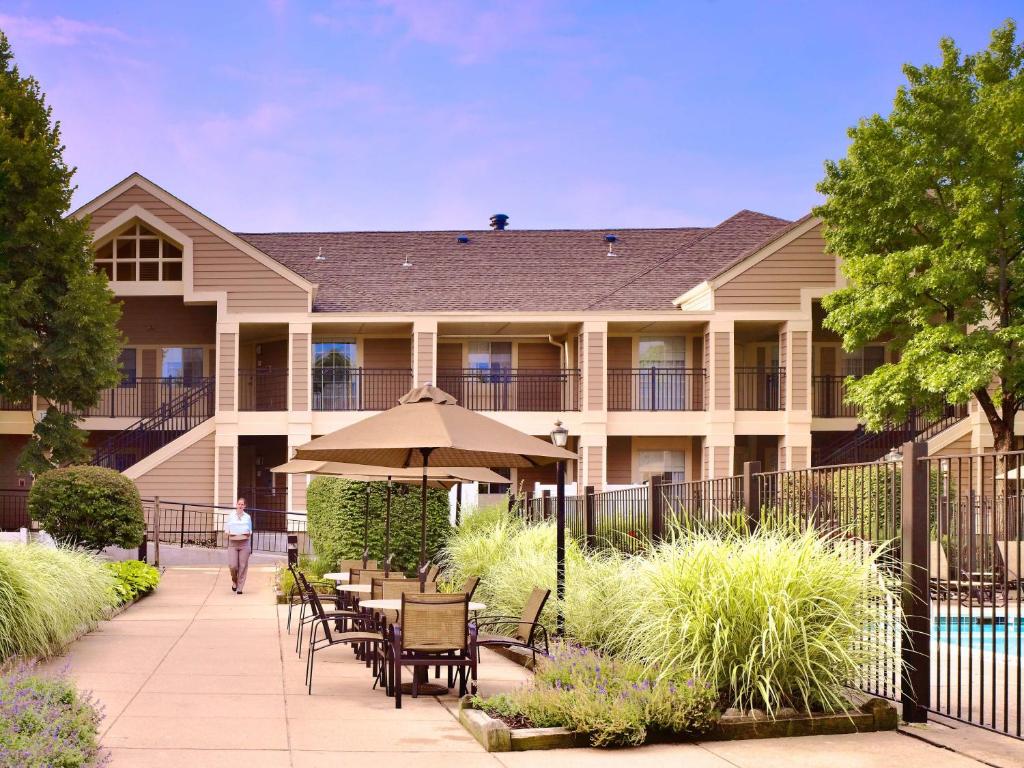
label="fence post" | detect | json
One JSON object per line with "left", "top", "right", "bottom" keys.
{"left": 153, "top": 497, "right": 161, "bottom": 569}
{"left": 525, "top": 490, "right": 534, "bottom": 522}
{"left": 584, "top": 485, "right": 596, "bottom": 549}
{"left": 542, "top": 490, "right": 552, "bottom": 521}
{"left": 901, "top": 440, "right": 930, "bottom": 723}
{"left": 649, "top": 473, "right": 666, "bottom": 543}
{"left": 742, "top": 461, "right": 761, "bottom": 533}
{"left": 180, "top": 503, "right": 185, "bottom": 547}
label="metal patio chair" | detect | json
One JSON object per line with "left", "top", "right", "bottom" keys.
{"left": 473, "top": 586, "right": 551, "bottom": 675}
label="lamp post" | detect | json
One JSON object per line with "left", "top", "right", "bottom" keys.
{"left": 550, "top": 420, "right": 569, "bottom": 636}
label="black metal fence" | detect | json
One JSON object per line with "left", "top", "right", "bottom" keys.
{"left": 735, "top": 366, "right": 785, "bottom": 410}
{"left": 312, "top": 367, "right": 412, "bottom": 411}
{"left": 140, "top": 498, "right": 312, "bottom": 555}
{"left": 0, "top": 489, "right": 30, "bottom": 530}
{"left": 436, "top": 368, "right": 580, "bottom": 411}
{"left": 61, "top": 377, "right": 215, "bottom": 418}
{"left": 0, "top": 396, "right": 30, "bottom": 411}
{"left": 607, "top": 368, "right": 706, "bottom": 411}
{"left": 812, "top": 374, "right": 859, "bottom": 418}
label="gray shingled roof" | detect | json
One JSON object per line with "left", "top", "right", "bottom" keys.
{"left": 237, "top": 211, "right": 790, "bottom": 312}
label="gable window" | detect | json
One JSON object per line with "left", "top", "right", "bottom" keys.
{"left": 94, "top": 223, "right": 184, "bottom": 282}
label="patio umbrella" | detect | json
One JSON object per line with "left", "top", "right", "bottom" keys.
{"left": 271, "top": 458, "right": 508, "bottom": 572}
{"left": 293, "top": 384, "right": 577, "bottom": 580}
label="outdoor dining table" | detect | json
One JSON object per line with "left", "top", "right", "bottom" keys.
{"left": 359, "top": 598, "right": 486, "bottom": 612}
{"left": 335, "top": 584, "right": 371, "bottom": 594}
{"left": 322, "top": 572, "right": 350, "bottom": 583}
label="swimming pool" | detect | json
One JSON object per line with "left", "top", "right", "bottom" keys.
{"left": 934, "top": 617, "right": 1022, "bottom": 653}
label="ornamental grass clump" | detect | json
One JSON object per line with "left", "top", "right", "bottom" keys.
{"left": 608, "top": 527, "right": 896, "bottom": 715}
{"left": 475, "top": 641, "right": 717, "bottom": 747}
{"left": 0, "top": 664, "right": 108, "bottom": 767}
{"left": 0, "top": 544, "right": 115, "bottom": 661}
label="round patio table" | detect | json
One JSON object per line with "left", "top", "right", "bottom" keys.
{"left": 359, "top": 598, "right": 486, "bottom": 612}
{"left": 322, "top": 572, "right": 350, "bottom": 582}
{"left": 335, "top": 584, "right": 371, "bottom": 594}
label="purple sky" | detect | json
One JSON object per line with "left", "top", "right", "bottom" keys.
{"left": 2, "top": 1, "right": 1018, "bottom": 231}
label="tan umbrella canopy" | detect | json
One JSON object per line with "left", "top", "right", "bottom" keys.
{"left": 271, "top": 459, "right": 508, "bottom": 572}
{"left": 292, "top": 384, "right": 577, "bottom": 577}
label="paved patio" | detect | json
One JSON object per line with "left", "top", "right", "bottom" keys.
{"left": 40, "top": 564, "right": 1023, "bottom": 767}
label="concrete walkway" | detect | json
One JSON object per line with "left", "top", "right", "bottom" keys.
{"left": 43, "top": 565, "right": 1024, "bottom": 767}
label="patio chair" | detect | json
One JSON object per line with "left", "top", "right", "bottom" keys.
{"left": 302, "top": 579, "right": 386, "bottom": 695}
{"left": 339, "top": 558, "right": 377, "bottom": 575}
{"left": 294, "top": 571, "right": 366, "bottom": 656}
{"left": 473, "top": 586, "right": 551, "bottom": 675}
{"left": 996, "top": 540, "right": 1023, "bottom": 590}
{"left": 424, "top": 563, "right": 440, "bottom": 583}
{"left": 931, "top": 540, "right": 995, "bottom": 603}
{"left": 285, "top": 562, "right": 338, "bottom": 633}
{"left": 460, "top": 575, "right": 480, "bottom": 602}
{"left": 389, "top": 592, "right": 476, "bottom": 708}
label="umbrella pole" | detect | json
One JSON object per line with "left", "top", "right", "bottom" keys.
{"left": 384, "top": 477, "right": 392, "bottom": 576}
{"left": 362, "top": 485, "right": 370, "bottom": 568}
{"left": 419, "top": 448, "right": 432, "bottom": 591}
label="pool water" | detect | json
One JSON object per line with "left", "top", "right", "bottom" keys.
{"left": 934, "top": 617, "right": 1022, "bottom": 653}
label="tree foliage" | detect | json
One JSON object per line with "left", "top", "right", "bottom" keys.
{"left": 0, "top": 31, "right": 122, "bottom": 472}
{"left": 815, "top": 21, "right": 1024, "bottom": 450}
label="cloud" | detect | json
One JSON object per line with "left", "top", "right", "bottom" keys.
{"left": 0, "top": 14, "right": 126, "bottom": 46}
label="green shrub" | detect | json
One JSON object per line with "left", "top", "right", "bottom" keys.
{"left": 0, "top": 665, "right": 106, "bottom": 767}
{"left": 475, "top": 642, "right": 718, "bottom": 747}
{"left": 105, "top": 560, "right": 160, "bottom": 605}
{"left": 0, "top": 543, "right": 115, "bottom": 661}
{"left": 28, "top": 465, "right": 145, "bottom": 550}
{"left": 307, "top": 477, "right": 451, "bottom": 574}
{"left": 277, "top": 553, "right": 334, "bottom": 597}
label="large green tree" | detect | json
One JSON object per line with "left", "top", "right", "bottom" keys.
{"left": 0, "top": 31, "right": 122, "bottom": 473}
{"left": 816, "top": 21, "right": 1024, "bottom": 452}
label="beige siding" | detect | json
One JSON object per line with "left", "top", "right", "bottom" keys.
{"left": 133, "top": 434, "right": 215, "bottom": 504}
{"left": 119, "top": 297, "right": 216, "bottom": 345}
{"left": 606, "top": 436, "right": 632, "bottom": 484}
{"left": 218, "top": 333, "right": 236, "bottom": 411}
{"left": 586, "top": 445, "right": 604, "bottom": 488}
{"left": 790, "top": 330, "right": 808, "bottom": 410}
{"left": 790, "top": 445, "right": 809, "bottom": 470}
{"left": 607, "top": 337, "right": 632, "bottom": 370}
{"left": 778, "top": 330, "right": 788, "bottom": 410}
{"left": 217, "top": 445, "right": 235, "bottom": 506}
{"left": 364, "top": 338, "right": 411, "bottom": 369}
{"left": 416, "top": 331, "right": 435, "bottom": 386}
{"left": 437, "top": 343, "right": 462, "bottom": 370}
{"left": 586, "top": 331, "right": 605, "bottom": 411}
{"left": 934, "top": 433, "right": 973, "bottom": 456}
{"left": 89, "top": 185, "right": 309, "bottom": 312}
{"left": 715, "top": 225, "right": 836, "bottom": 309}
{"left": 292, "top": 474, "right": 307, "bottom": 513}
{"left": 713, "top": 446, "right": 731, "bottom": 478}
{"left": 518, "top": 342, "right": 560, "bottom": 370}
{"left": 713, "top": 332, "right": 731, "bottom": 409}
{"left": 291, "top": 333, "right": 309, "bottom": 410}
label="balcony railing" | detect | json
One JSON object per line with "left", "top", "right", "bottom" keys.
{"left": 735, "top": 366, "right": 785, "bottom": 411}
{"left": 812, "top": 375, "right": 859, "bottom": 418}
{"left": 436, "top": 368, "right": 580, "bottom": 411}
{"left": 61, "top": 377, "right": 216, "bottom": 418}
{"left": 238, "top": 368, "right": 288, "bottom": 411}
{"left": 312, "top": 367, "right": 413, "bottom": 411}
{"left": 0, "top": 396, "right": 30, "bottom": 411}
{"left": 607, "top": 368, "right": 706, "bottom": 411}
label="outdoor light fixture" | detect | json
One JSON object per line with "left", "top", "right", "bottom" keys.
{"left": 550, "top": 420, "right": 569, "bottom": 448}
{"left": 884, "top": 446, "right": 902, "bottom": 463}
{"left": 551, "top": 420, "right": 568, "bottom": 635}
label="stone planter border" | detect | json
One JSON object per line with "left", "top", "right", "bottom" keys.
{"left": 458, "top": 692, "right": 897, "bottom": 752}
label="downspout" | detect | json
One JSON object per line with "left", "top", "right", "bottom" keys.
{"left": 547, "top": 335, "right": 568, "bottom": 370}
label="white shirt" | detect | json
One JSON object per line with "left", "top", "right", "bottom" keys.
{"left": 225, "top": 511, "right": 253, "bottom": 536}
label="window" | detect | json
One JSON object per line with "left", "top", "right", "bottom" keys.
{"left": 161, "top": 348, "right": 204, "bottom": 382}
{"left": 468, "top": 341, "right": 512, "bottom": 371}
{"left": 313, "top": 342, "right": 356, "bottom": 368}
{"left": 117, "top": 348, "right": 137, "bottom": 387}
{"left": 843, "top": 345, "right": 885, "bottom": 376}
{"left": 94, "top": 223, "right": 184, "bottom": 282}
{"left": 478, "top": 468, "right": 512, "bottom": 495}
{"left": 638, "top": 450, "right": 685, "bottom": 483}
{"left": 638, "top": 337, "right": 685, "bottom": 368}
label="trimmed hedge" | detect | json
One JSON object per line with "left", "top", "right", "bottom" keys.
{"left": 306, "top": 477, "right": 451, "bottom": 574}
{"left": 28, "top": 465, "right": 145, "bottom": 550}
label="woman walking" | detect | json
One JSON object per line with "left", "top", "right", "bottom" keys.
{"left": 225, "top": 498, "right": 253, "bottom": 594}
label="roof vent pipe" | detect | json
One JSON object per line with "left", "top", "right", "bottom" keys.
{"left": 489, "top": 213, "right": 509, "bottom": 231}
{"left": 457, "top": 234, "right": 470, "bottom": 243}
{"left": 315, "top": 246, "right": 326, "bottom": 262}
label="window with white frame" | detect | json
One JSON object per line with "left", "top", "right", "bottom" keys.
{"left": 94, "top": 223, "right": 184, "bottom": 282}
{"left": 637, "top": 449, "right": 685, "bottom": 483}
{"left": 638, "top": 336, "right": 685, "bottom": 368}
{"left": 161, "top": 348, "right": 204, "bottom": 382}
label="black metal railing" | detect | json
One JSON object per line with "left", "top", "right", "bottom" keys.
{"left": 238, "top": 368, "right": 289, "bottom": 411}
{"left": 61, "top": 377, "right": 215, "bottom": 418}
{"left": 812, "top": 375, "right": 859, "bottom": 417}
{"left": 735, "top": 366, "right": 785, "bottom": 410}
{"left": 436, "top": 368, "right": 580, "bottom": 411}
{"left": 607, "top": 368, "right": 706, "bottom": 411}
{"left": 0, "top": 489, "right": 31, "bottom": 531}
{"left": 92, "top": 378, "right": 215, "bottom": 471}
{"left": 312, "top": 367, "right": 413, "bottom": 411}
{"left": 662, "top": 475, "right": 744, "bottom": 531}
{"left": 592, "top": 485, "right": 649, "bottom": 554}
{"left": 0, "top": 395, "right": 31, "bottom": 411}
{"left": 816, "top": 403, "right": 969, "bottom": 466}
{"left": 140, "top": 498, "right": 311, "bottom": 554}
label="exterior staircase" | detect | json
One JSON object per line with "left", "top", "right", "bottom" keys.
{"left": 813, "top": 403, "right": 969, "bottom": 466}
{"left": 92, "top": 378, "right": 215, "bottom": 471}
